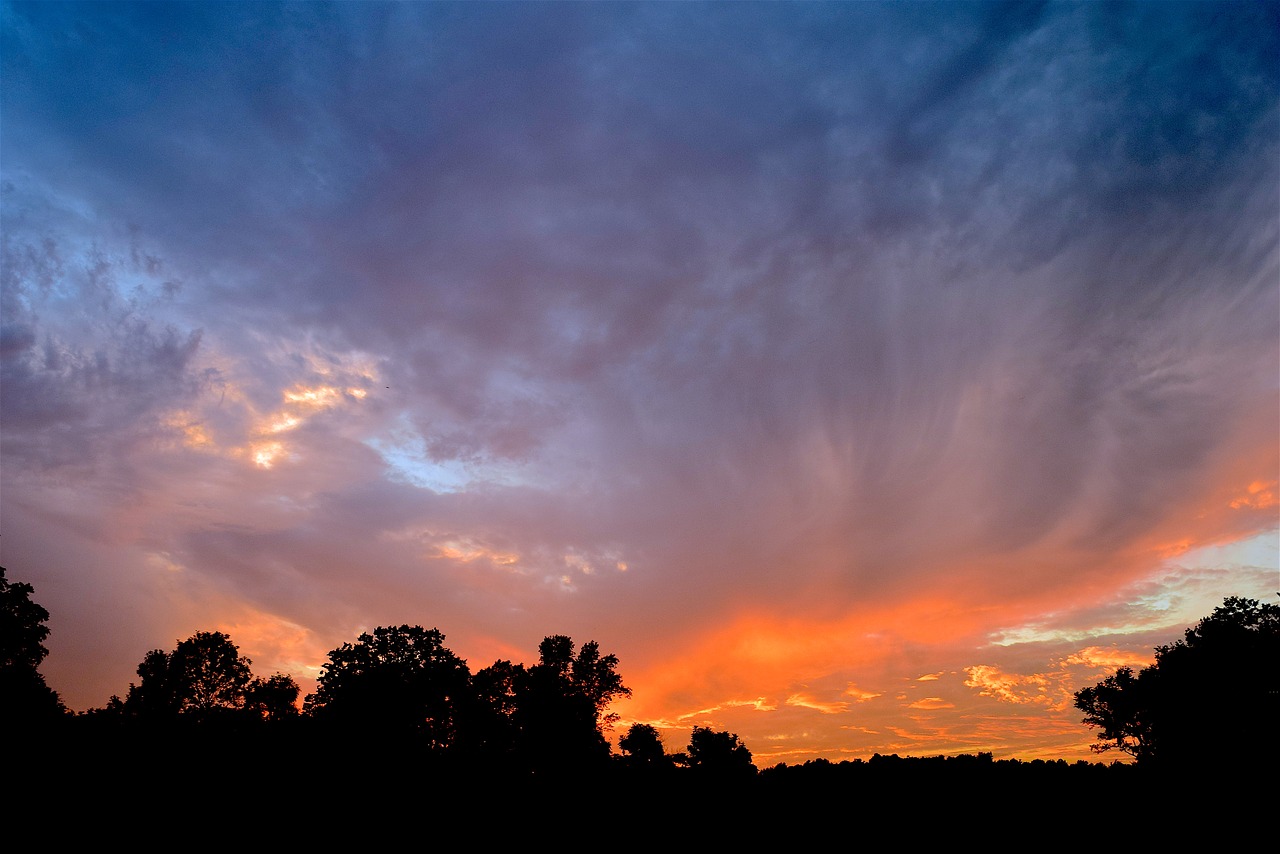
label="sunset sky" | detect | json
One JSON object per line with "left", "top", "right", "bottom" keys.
{"left": 2, "top": 1, "right": 1276, "bottom": 766}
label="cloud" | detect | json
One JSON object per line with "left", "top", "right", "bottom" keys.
{"left": 786, "top": 693, "right": 851, "bottom": 715}
{"left": 906, "top": 697, "right": 956, "bottom": 711}
{"left": 1, "top": 2, "right": 1274, "bottom": 767}
{"left": 845, "top": 685, "right": 883, "bottom": 702}
{"left": 1062, "top": 647, "right": 1153, "bottom": 672}
{"left": 0, "top": 226, "right": 207, "bottom": 470}
{"left": 964, "top": 666, "right": 1060, "bottom": 707}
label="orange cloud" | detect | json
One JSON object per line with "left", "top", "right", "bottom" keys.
{"left": 677, "top": 698, "right": 778, "bottom": 719}
{"left": 907, "top": 697, "right": 955, "bottom": 710}
{"left": 786, "top": 693, "right": 850, "bottom": 714}
{"left": 283, "top": 384, "right": 343, "bottom": 408}
{"left": 613, "top": 594, "right": 1048, "bottom": 750}
{"left": 161, "top": 410, "right": 215, "bottom": 450}
{"left": 434, "top": 538, "right": 520, "bottom": 567}
{"left": 218, "top": 613, "right": 325, "bottom": 681}
{"left": 963, "top": 665, "right": 1059, "bottom": 706}
{"left": 249, "top": 441, "right": 287, "bottom": 469}
{"left": 1062, "top": 646, "right": 1153, "bottom": 671}
{"left": 844, "top": 684, "right": 882, "bottom": 702}
{"left": 1230, "top": 480, "right": 1279, "bottom": 510}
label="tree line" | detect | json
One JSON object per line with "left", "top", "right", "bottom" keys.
{"left": 4, "top": 564, "right": 1276, "bottom": 786}
{"left": 2, "top": 565, "right": 753, "bottom": 782}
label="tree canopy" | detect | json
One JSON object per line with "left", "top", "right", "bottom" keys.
{"left": 684, "top": 726, "right": 756, "bottom": 777}
{"left": 0, "top": 566, "right": 67, "bottom": 726}
{"left": 304, "top": 625, "right": 472, "bottom": 751}
{"left": 3, "top": 569, "right": 721, "bottom": 783}
{"left": 618, "top": 722, "right": 672, "bottom": 770}
{"left": 1074, "top": 595, "right": 1280, "bottom": 769}
{"left": 1, "top": 565, "right": 52, "bottom": 672}
{"left": 109, "top": 629, "right": 301, "bottom": 728}
{"left": 244, "top": 673, "right": 301, "bottom": 721}
{"left": 504, "top": 635, "right": 632, "bottom": 773}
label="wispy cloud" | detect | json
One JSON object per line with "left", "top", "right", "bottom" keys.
{"left": 2, "top": 0, "right": 1274, "bottom": 763}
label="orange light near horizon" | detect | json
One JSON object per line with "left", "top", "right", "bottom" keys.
{"left": 614, "top": 597, "right": 1000, "bottom": 745}
{"left": 213, "top": 611, "right": 333, "bottom": 709}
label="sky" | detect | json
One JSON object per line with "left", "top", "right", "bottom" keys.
{"left": 1, "top": 0, "right": 1277, "bottom": 766}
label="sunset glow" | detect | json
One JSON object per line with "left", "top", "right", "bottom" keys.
{"left": 1, "top": 0, "right": 1276, "bottom": 767}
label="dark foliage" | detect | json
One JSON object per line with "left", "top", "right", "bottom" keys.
{"left": 683, "top": 726, "right": 756, "bottom": 777}
{"left": 111, "top": 630, "right": 300, "bottom": 727}
{"left": 510, "top": 634, "right": 631, "bottom": 775}
{"left": 6, "top": 574, "right": 1273, "bottom": 840}
{"left": 0, "top": 566, "right": 67, "bottom": 726}
{"left": 304, "top": 625, "right": 471, "bottom": 754}
{"left": 1074, "top": 595, "right": 1279, "bottom": 770}
{"left": 244, "top": 672, "right": 301, "bottom": 721}
{"left": 618, "top": 722, "right": 674, "bottom": 771}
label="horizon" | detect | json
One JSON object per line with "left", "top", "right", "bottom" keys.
{"left": 1, "top": 1, "right": 1276, "bottom": 768}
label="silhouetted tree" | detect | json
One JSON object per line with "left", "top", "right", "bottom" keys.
{"left": 1075, "top": 595, "right": 1280, "bottom": 769}
{"left": 538, "top": 635, "right": 575, "bottom": 676}
{"left": 0, "top": 566, "right": 67, "bottom": 726}
{"left": 465, "top": 658, "right": 525, "bottom": 762}
{"left": 533, "top": 635, "right": 631, "bottom": 728}
{"left": 123, "top": 631, "right": 254, "bottom": 720}
{"left": 124, "top": 647, "right": 185, "bottom": 718}
{"left": 244, "top": 673, "right": 301, "bottom": 721}
{"left": 517, "top": 659, "right": 607, "bottom": 772}
{"left": 1, "top": 566, "right": 53, "bottom": 672}
{"left": 1073, "top": 665, "right": 1156, "bottom": 763}
{"left": 509, "top": 635, "right": 631, "bottom": 774}
{"left": 571, "top": 640, "right": 631, "bottom": 730}
{"left": 684, "top": 726, "right": 756, "bottom": 777}
{"left": 173, "top": 631, "right": 254, "bottom": 715}
{"left": 304, "top": 625, "right": 471, "bottom": 752}
{"left": 618, "top": 722, "right": 672, "bottom": 769}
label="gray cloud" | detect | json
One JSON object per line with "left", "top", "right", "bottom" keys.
{"left": 2, "top": 1, "right": 1275, "bottom": 728}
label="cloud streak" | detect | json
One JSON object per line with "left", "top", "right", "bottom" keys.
{"left": 2, "top": 0, "right": 1275, "bottom": 764}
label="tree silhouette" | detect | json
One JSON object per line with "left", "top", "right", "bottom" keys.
{"left": 570, "top": 639, "right": 631, "bottom": 729}
{"left": 530, "top": 635, "right": 631, "bottom": 728}
{"left": 304, "top": 625, "right": 471, "bottom": 752}
{"left": 684, "top": 726, "right": 756, "bottom": 777}
{"left": 618, "top": 722, "right": 672, "bottom": 770}
{"left": 466, "top": 658, "right": 525, "bottom": 762}
{"left": 1, "top": 566, "right": 52, "bottom": 672}
{"left": 123, "top": 631, "right": 255, "bottom": 720}
{"left": 244, "top": 673, "right": 301, "bottom": 722}
{"left": 0, "top": 566, "right": 67, "bottom": 726}
{"left": 490, "top": 635, "right": 633, "bottom": 774}
{"left": 125, "top": 647, "right": 185, "bottom": 718}
{"left": 173, "top": 631, "right": 254, "bottom": 714}
{"left": 1073, "top": 665, "right": 1155, "bottom": 763}
{"left": 516, "top": 641, "right": 605, "bottom": 772}
{"left": 1075, "top": 595, "right": 1280, "bottom": 769}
